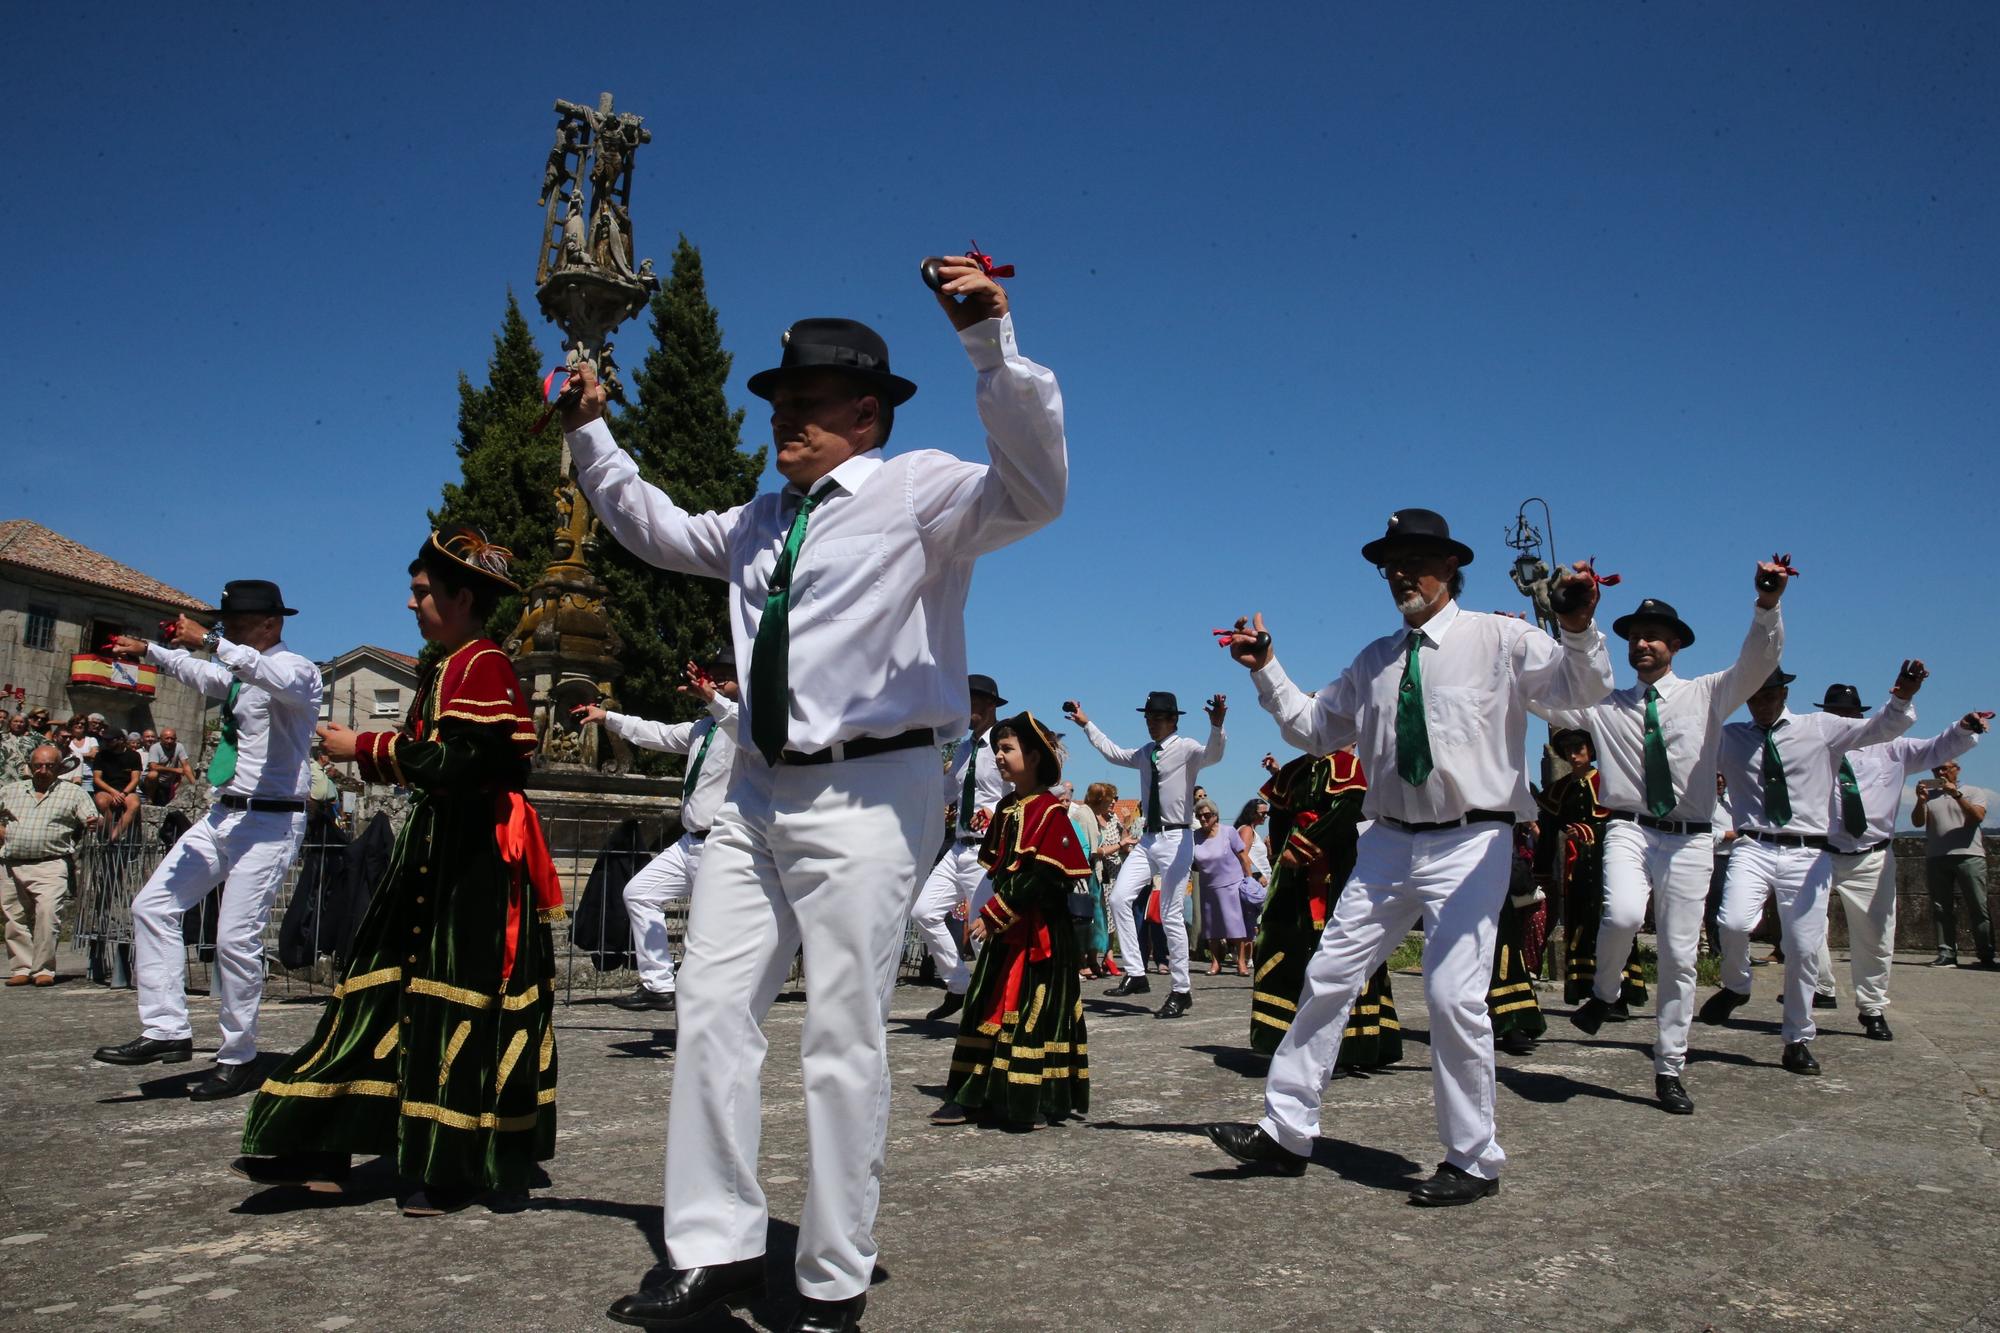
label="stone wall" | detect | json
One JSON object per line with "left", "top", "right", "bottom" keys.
{"left": 1822, "top": 836, "right": 1998, "bottom": 952}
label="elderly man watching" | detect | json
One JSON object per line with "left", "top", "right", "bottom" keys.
{"left": 143, "top": 728, "right": 197, "bottom": 805}
{"left": 1, "top": 744, "right": 99, "bottom": 985}
{"left": 0, "top": 712, "right": 35, "bottom": 780}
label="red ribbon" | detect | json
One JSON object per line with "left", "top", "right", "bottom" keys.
{"left": 530, "top": 366, "right": 575, "bottom": 435}
{"left": 966, "top": 239, "right": 1014, "bottom": 280}
{"left": 1579, "top": 557, "right": 1622, "bottom": 588}
{"left": 1770, "top": 551, "right": 1801, "bottom": 579}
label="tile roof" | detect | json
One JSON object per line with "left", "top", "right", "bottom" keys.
{"left": 0, "top": 519, "right": 214, "bottom": 612}
{"left": 367, "top": 646, "right": 421, "bottom": 669}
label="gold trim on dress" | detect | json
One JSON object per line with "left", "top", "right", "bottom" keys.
{"left": 438, "top": 1020, "right": 473, "bottom": 1085}
{"left": 1255, "top": 992, "right": 1298, "bottom": 1012}
{"left": 500, "top": 983, "right": 541, "bottom": 1011}
{"left": 295, "top": 1013, "right": 342, "bottom": 1074}
{"left": 407, "top": 977, "right": 495, "bottom": 1010}
{"left": 372, "top": 1027, "right": 400, "bottom": 1061}
{"left": 496, "top": 1029, "right": 529, "bottom": 1090}
{"left": 334, "top": 966, "right": 403, "bottom": 998}
{"left": 1024, "top": 983, "right": 1046, "bottom": 1032}
{"left": 538, "top": 1025, "right": 555, "bottom": 1073}
{"left": 261, "top": 1077, "right": 399, "bottom": 1100}
{"left": 1255, "top": 952, "right": 1284, "bottom": 983}
{"left": 399, "top": 1100, "right": 540, "bottom": 1133}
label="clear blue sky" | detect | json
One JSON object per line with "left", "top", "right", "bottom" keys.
{"left": 7, "top": 3, "right": 1995, "bottom": 810}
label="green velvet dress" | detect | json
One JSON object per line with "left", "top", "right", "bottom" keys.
{"left": 944, "top": 791, "right": 1092, "bottom": 1124}
{"left": 242, "top": 640, "right": 561, "bottom": 1190}
{"left": 1488, "top": 836, "right": 1549, "bottom": 1041}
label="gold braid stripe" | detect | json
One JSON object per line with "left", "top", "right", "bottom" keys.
{"left": 1024, "top": 983, "right": 1047, "bottom": 1032}
{"left": 437, "top": 1020, "right": 473, "bottom": 1085}
{"left": 1255, "top": 952, "right": 1285, "bottom": 983}
{"left": 436, "top": 708, "right": 532, "bottom": 724}
{"left": 1254, "top": 992, "right": 1298, "bottom": 1012}
{"left": 295, "top": 1013, "right": 342, "bottom": 1074}
{"left": 400, "top": 1101, "right": 541, "bottom": 1134}
{"left": 407, "top": 978, "right": 495, "bottom": 1010}
{"left": 1491, "top": 998, "right": 1540, "bottom": 1015}
{"left": 501, "top": 983, "right": 542, "bottom": 1011}
{"left": 495, "top": 1029, "right": 529, "bottom": 1090}
{"left": 1252, "top": 1011, "right": 1293, "bottom": 1030}
{"left": 333, "top": 966, "right": 402, "bottom": 998}
{"left": 538, "top": 1024, "right": 555, "bottom": 1072}
{"left": 387, "top": 734, "right": 406, "bottom": 787}
{"left": 372, "top": 1026, "right": 399, "bottom": 1061}
{"left": 261, "top": 1077, "right": 399, "bottom": 1100}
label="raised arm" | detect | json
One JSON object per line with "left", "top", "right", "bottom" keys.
{"left": 144, "top": 642, "right": 237, "bottom": 701}
{"left": 1081, "top": 720, "right": 1143, "bottom": 769}
{"left": 1885, "top": 720, "right": 1982, "bottom": 778}
{"left": 1200, "top": 722, "right": 1227, "bottom": 768}
{"left": 1251, "top": 657, "right": 1361, "bottom": 758}
{"left": 212, "top": 639, "right": 321, "bottom": 712}
{"left": 604, "top": 710, "right": 702, "bottom": 756}
{"left": 567, "top": 417, "right": 744, "bottom": 580}
{"left": 1714, "top": 604, "right": 1786, "bottom": 714}
{"left": 1515, "top": 621, "right": 1615, "bottom": 711}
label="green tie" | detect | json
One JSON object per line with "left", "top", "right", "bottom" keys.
{"left": 1760, "top": 724, "right": 1792, "bottom": 827}
{"left": 1395, "top": 631, "right": 1434, "bottom": 786}
{"left": 207, "top": 681, "right": 241, "bottom": 788}
{"left": 1642, "top": 685, "right": 1676, "bottom": 818}
{"left": 960, "top": 732, "right": 981, "bottom": 833}
{"left": 683, "top": 722, "right": 717, "bottom": 796}
{"left": 1144, "top": 747, "right": 1163, "bottom": 834}
{"left": 1837, "top": 758, "right": 1867, "bottom": 838}
{"left": 748, "top": 484, "right": 831, "bottom": 765}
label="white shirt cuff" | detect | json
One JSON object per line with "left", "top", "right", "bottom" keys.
{"left": 958, "top": 312, "right": 1017, "bottom": 372}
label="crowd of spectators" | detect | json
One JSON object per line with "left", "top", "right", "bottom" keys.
{"left": 0, "top": 708, "right": 206, "bottom": 836}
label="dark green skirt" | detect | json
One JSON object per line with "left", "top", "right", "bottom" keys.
{"left": 945, "top": 892, "right": 1088, "bottom": 1124}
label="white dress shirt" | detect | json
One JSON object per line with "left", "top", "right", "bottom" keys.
{"left": 567, "top": 313, "right": 1066, "bottom": 755}
{"left": 1535, "top": 606, "right": 1782, "bottom": 822}
{"left": 607, "top": 696, "right": 741, "bottom": 834}
{"left": 1826, "top": 724, "right": 1980, "bottom": 852}
{"left": 1253, "top": 601, "right": 1614, "bottom": 824}
{"left": 1719, "top": 702, "right": 1914, "bottom": 837}
{"left": 1081, "top": 722, "right": 1225, "bottom": 827}
{"left": 146, "top": 638, "right": 321, "bottom": 800}
{"left": 942, "top": 726, "right": 1004, "bottom": 838}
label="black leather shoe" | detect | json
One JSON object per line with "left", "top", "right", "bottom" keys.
{"left": 1155, "top": 990, "right": 1192, "bottom": 1019}
{"left": 612, "top": 986, "right": 677, "bottom": 1013}
{"left": 1655, "top": 1075, "right": 1695, "bottom": 1115}
{"left": 1781, "top": 1041, "right": 1821, "bottom": 1076}
{"left": 1932, "top": 950, "right": 1956, "bottom": 967}
{"left": 93, "top": 1036, "right": 194, "bottom": 1066}
{"left": 1104, "top": 976, "right": 1151, "bottom": 997}
{"left": 786, "top": 1294, "right": 866, "bottom": 1332}
{"left": 1695, "top": 987, "right": 1751, "bottom": 1026}
{"left": 1860, "top": 1012, "right": 1893, "bottom": 1041}
{"left": 230, "top": 1152, "right": 351, "bottom": 1193}
{"left": 1811, "top": 992, "right": 1837, "bottom": 1011}
{"left": 924, "top": 992, "right": 964, "bottom": 1022}
{"left": 607, "top": 1258, "right": 766, "bottom": 1328}
{"left": 1496, "top": 1031, "right": 1536, "bottom": 1055}
{"left": 1206, "top": 1122, "right": 1308, "bottom": 1176}
{"left": 190, "top": 1061, "right": 262, "bottom": 1101}
{"left": 1568, "top": 996, "right": 1609, "bottom": 1036}
{"left": 1407, "top": 1162, "right": 1500, "bottom": 1207}
{"left": 1605, "top": 998, "right": 1633, "bottom": 1022}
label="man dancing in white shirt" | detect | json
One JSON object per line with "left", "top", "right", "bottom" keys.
{"left": 911, "top": 673, "right": 1007, "bottom": 1023}
{"left": 1066, "top": 690, "right": 1225, "bottom": 1019}
{"left": 1208, "top": 508, "right": 1612, "bottom": 1205}
{"left": 575, "top": 651, "right": 741, "bottom": 1014}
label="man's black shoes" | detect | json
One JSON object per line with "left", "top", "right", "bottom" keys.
{"left": 93, "top": 1036, "right": 193, "bottom": 1066}
{"left": 1781, "top": 1041, "right": 1821, "bottom": 1076}
{"left": 190, "top": 1061, "right": 262, "bottom": 1101}
{"left": 1568, "top": 996, "right": 1609, "bottom": 1036}
{"left": 1407, "top": 1162, "right": 1499, "bottom": 1207}
{"left": 1496, "top": 1031, "right": 1536, "bottom": 1055}
{"left": 1695, "top": 987, "right": 1751, "bottom": 1026}
{"left": 1860, "top": 1012, "right": 1893, "bottom": 1041}
{"left": 612, "top": 986, "right": 677, "bottom": 1013}
{"left": 1932, "top": 950, "right": 1956, "bottom": 967}
{"left": 1155, "top": 990, "right": 1192, "bottom": 1019}
{"left": 607, "top": 1258, "right": 766, "bottom": 1328}
{"left": 1104, "top": 975, "right": 1150, "bottom": 998}
{"left": 1206, "top": 1123, "right": 1308, "bottom": 1176}
{"left": 924, "top": 992, "right": 964, "bottom": 1022}
{"left": 1811, "top": 992, "right": 1837, "bottom": 1011}
{"left": 787, "top": 1294, "right": 866, "bottom": 1333}
{"left": 229, "top": 1152, "right": 352, "bottom": 1193}
{"left": 1655, "top": 1075, "right": 1695, "bottom": 1115}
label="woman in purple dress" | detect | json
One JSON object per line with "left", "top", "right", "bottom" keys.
{"left": 1193, "top": 800, "right": 1256, "bottom": 975}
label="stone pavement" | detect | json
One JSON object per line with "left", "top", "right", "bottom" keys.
{"left": 2, "top": 949, "right": 1995, "bottom": 1332}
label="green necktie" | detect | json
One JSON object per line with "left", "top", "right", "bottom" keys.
{"left": 1642, "top": 685, "right": 1676, "bottom": 818}
{"left": 207, "top": 681, "right": 241, "bottom": 787}
{"left": 1395, "top": 631, "right": 1434, "bottom": 786}
{"left": 748, "top": 484, "right": 831, "bottom": 765}
{"left": 960, "top": 732, "right": 981, "bottom": 833}
{"left": 1837, "top": 758, "right": 1867, "bottom": 838}
{"left": 1144, "top": 746, "right": 1163, "bottom": 834}
{"left": 683, "top": 722, "right": 717, "bottom": 796}
{"left": 1760, "top": 724, "right": 1792, "bottom": 826}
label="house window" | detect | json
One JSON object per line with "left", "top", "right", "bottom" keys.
{"left": 372, "top": 688, "right": 403, "bottom": 717}
{"left": 25, "top": 606, "right": 56, "bottom": 651}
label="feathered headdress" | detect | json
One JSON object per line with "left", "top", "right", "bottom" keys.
{"left": 422, "top": 525, "right": 521, "bottom": 592}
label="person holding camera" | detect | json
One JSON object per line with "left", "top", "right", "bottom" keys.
{"left": 567, "top": 255, "right": 1066, "bottom": 1333}
{"left": 1069, "top": 690, "right": 1227, "bottom": 1018}
{"left": 1913, "top": 758, "right": 1995, "bottom": 967}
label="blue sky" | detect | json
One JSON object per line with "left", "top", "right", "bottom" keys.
{"left": 7, "top": 3, "right": 1995, "bottom": 810}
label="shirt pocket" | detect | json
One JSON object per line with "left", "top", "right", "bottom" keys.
{"left": 1426, "top": 685, "right": 1492, "bottom": 752}
{"left": 797, "top": 534, "right": 887, "bottom": 623}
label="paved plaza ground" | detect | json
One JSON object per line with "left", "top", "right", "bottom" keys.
{"left": 1, "top": 947, "right": 1995, "bottom": 1332}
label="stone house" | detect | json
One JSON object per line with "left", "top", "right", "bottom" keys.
{"left": 319, "top": 644, "right": 422, "bottom": 730}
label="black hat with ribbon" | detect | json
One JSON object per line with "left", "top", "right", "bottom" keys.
{"left": 1611, "top": 597, "right": 1697, "bottom": 649}
{"left": 218, "top": 579, "right": 298, "bottom": 617}
{"left": 746, "top": 319, "right": 918, "bottom": 407}
{"left": 1816, "top": 682, "right": 1869, "bottom": 713}
{"left": 1757, "top": 667, "right": 1798, "bottom": 693}
{"left": 968, "top": 673, "right": 1008, "bottom": 706}
{"left": 1360, "top": 508, "right": 1476, "bottom": 567}
{"left": 1138, "top": 691, "right": 1184, "bottom": 716}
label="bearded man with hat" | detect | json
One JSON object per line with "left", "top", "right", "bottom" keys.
{"left": 565, "top": 258, "right": 1065, "bottom": 1333}
{"left": 911, "top": 672, "right": 1009, "bottom": 1023}
{"left": 575, "top": 649, "right": 743, "bottom": 1014}
{"left": 1526, "top": 569, "right": 1786, "bottom": 1115}
{"left": 97, "top": 580, "right": 322, "bottom": 1101}
{"left": 1209, "top": 508, "right": 1613, "bottom": 1206}
{"left": 1702, "top": 660, "right": 1927, "bottom": 1075}
{"left": 1804, "top": 683, "right": 1988, "bottom": 1039}
{"left": 1066, "top": 688, "right": 1227, "bottom": 1018}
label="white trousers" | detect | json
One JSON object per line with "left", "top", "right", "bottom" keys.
{"left": 1595, "top": 820, "right": 1715, "bottom": 1077}
{"left": 1812, "top": 847, "right": 1897, "bottom": 1015}
{"left": 661, "top": 745, "right": 940, "bottom": 1302}
{"left": 1260, "top": 821, "right": 1511, "bottom": 1180}
{"left": 910, "top": 840, "right": 992, "bottom": 995}
{"left": 1108, "top": 828, "right": 1194, "bottom": 992}
{"left": 624, "top": 831, "right": 706, "bottom": 994}
{"left": 130, "top": 807, "right": 304, "bottom": 1064}
{"left": 1717, "top": 837, "right": 1831, "bottom": 1045}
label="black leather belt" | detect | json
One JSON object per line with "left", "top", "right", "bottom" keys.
{"left": 1145, "top": 822, "right": 1191, "bottom": 833}
{"left": 1741, "top": 829, "right": 1828, "bottom": 851}
{"left": 219, "top": 794, "right": 306, "bottom": 813}
{"left": 1833, "top": 839, "right": 1888, "bottom": 856}
{"left": 780, "top": 728, "right": 934, "bottom": 766}
{"left": 1382, "top": 810, "right": 1516, "bottom": 834}
{"left": 1607, "top": 810, "right": 1713, "bottom": 835}
{"left": 1, "top": 854, "right": 64, "bottom": 866}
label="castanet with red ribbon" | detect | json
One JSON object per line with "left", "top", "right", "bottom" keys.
{"left": 1756, "top": 551, "right": 1801, "bottom": 593}
{"left": 530, "top": 365, "right": 580, "bottom": 435}
{"left": 920, "top": 239, "right": 1016, "bottom": 293}
{"left": 1548, "top": 556, "right": 1623, "bottom": 617}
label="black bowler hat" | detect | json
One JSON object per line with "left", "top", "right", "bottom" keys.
{"left": 1611, "top": 597, "right": 1697, "bottom": 649}
{"left": 1756, "top": 667, "right": 1798, "bottom": 693}
{"left": 967, "top": 673, "right": 1007, "bottom": 706}
{"left": 1817, "top": 683, "right": 1870, "bottom": 713}
{"left": 1360, "top": 508, "right": 1476, "bottom": 567}
{"left": 1551, "top": 727, "right": 1594, "bottom": 755}
{"left": 745, "top": 318, "right": 918, "bottom": 406}
{"left": 218, "top": 579, "right": 297, "bottom": 616}
{"left": 1138, "top": 690, "right": 1185, "bottom": 716}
